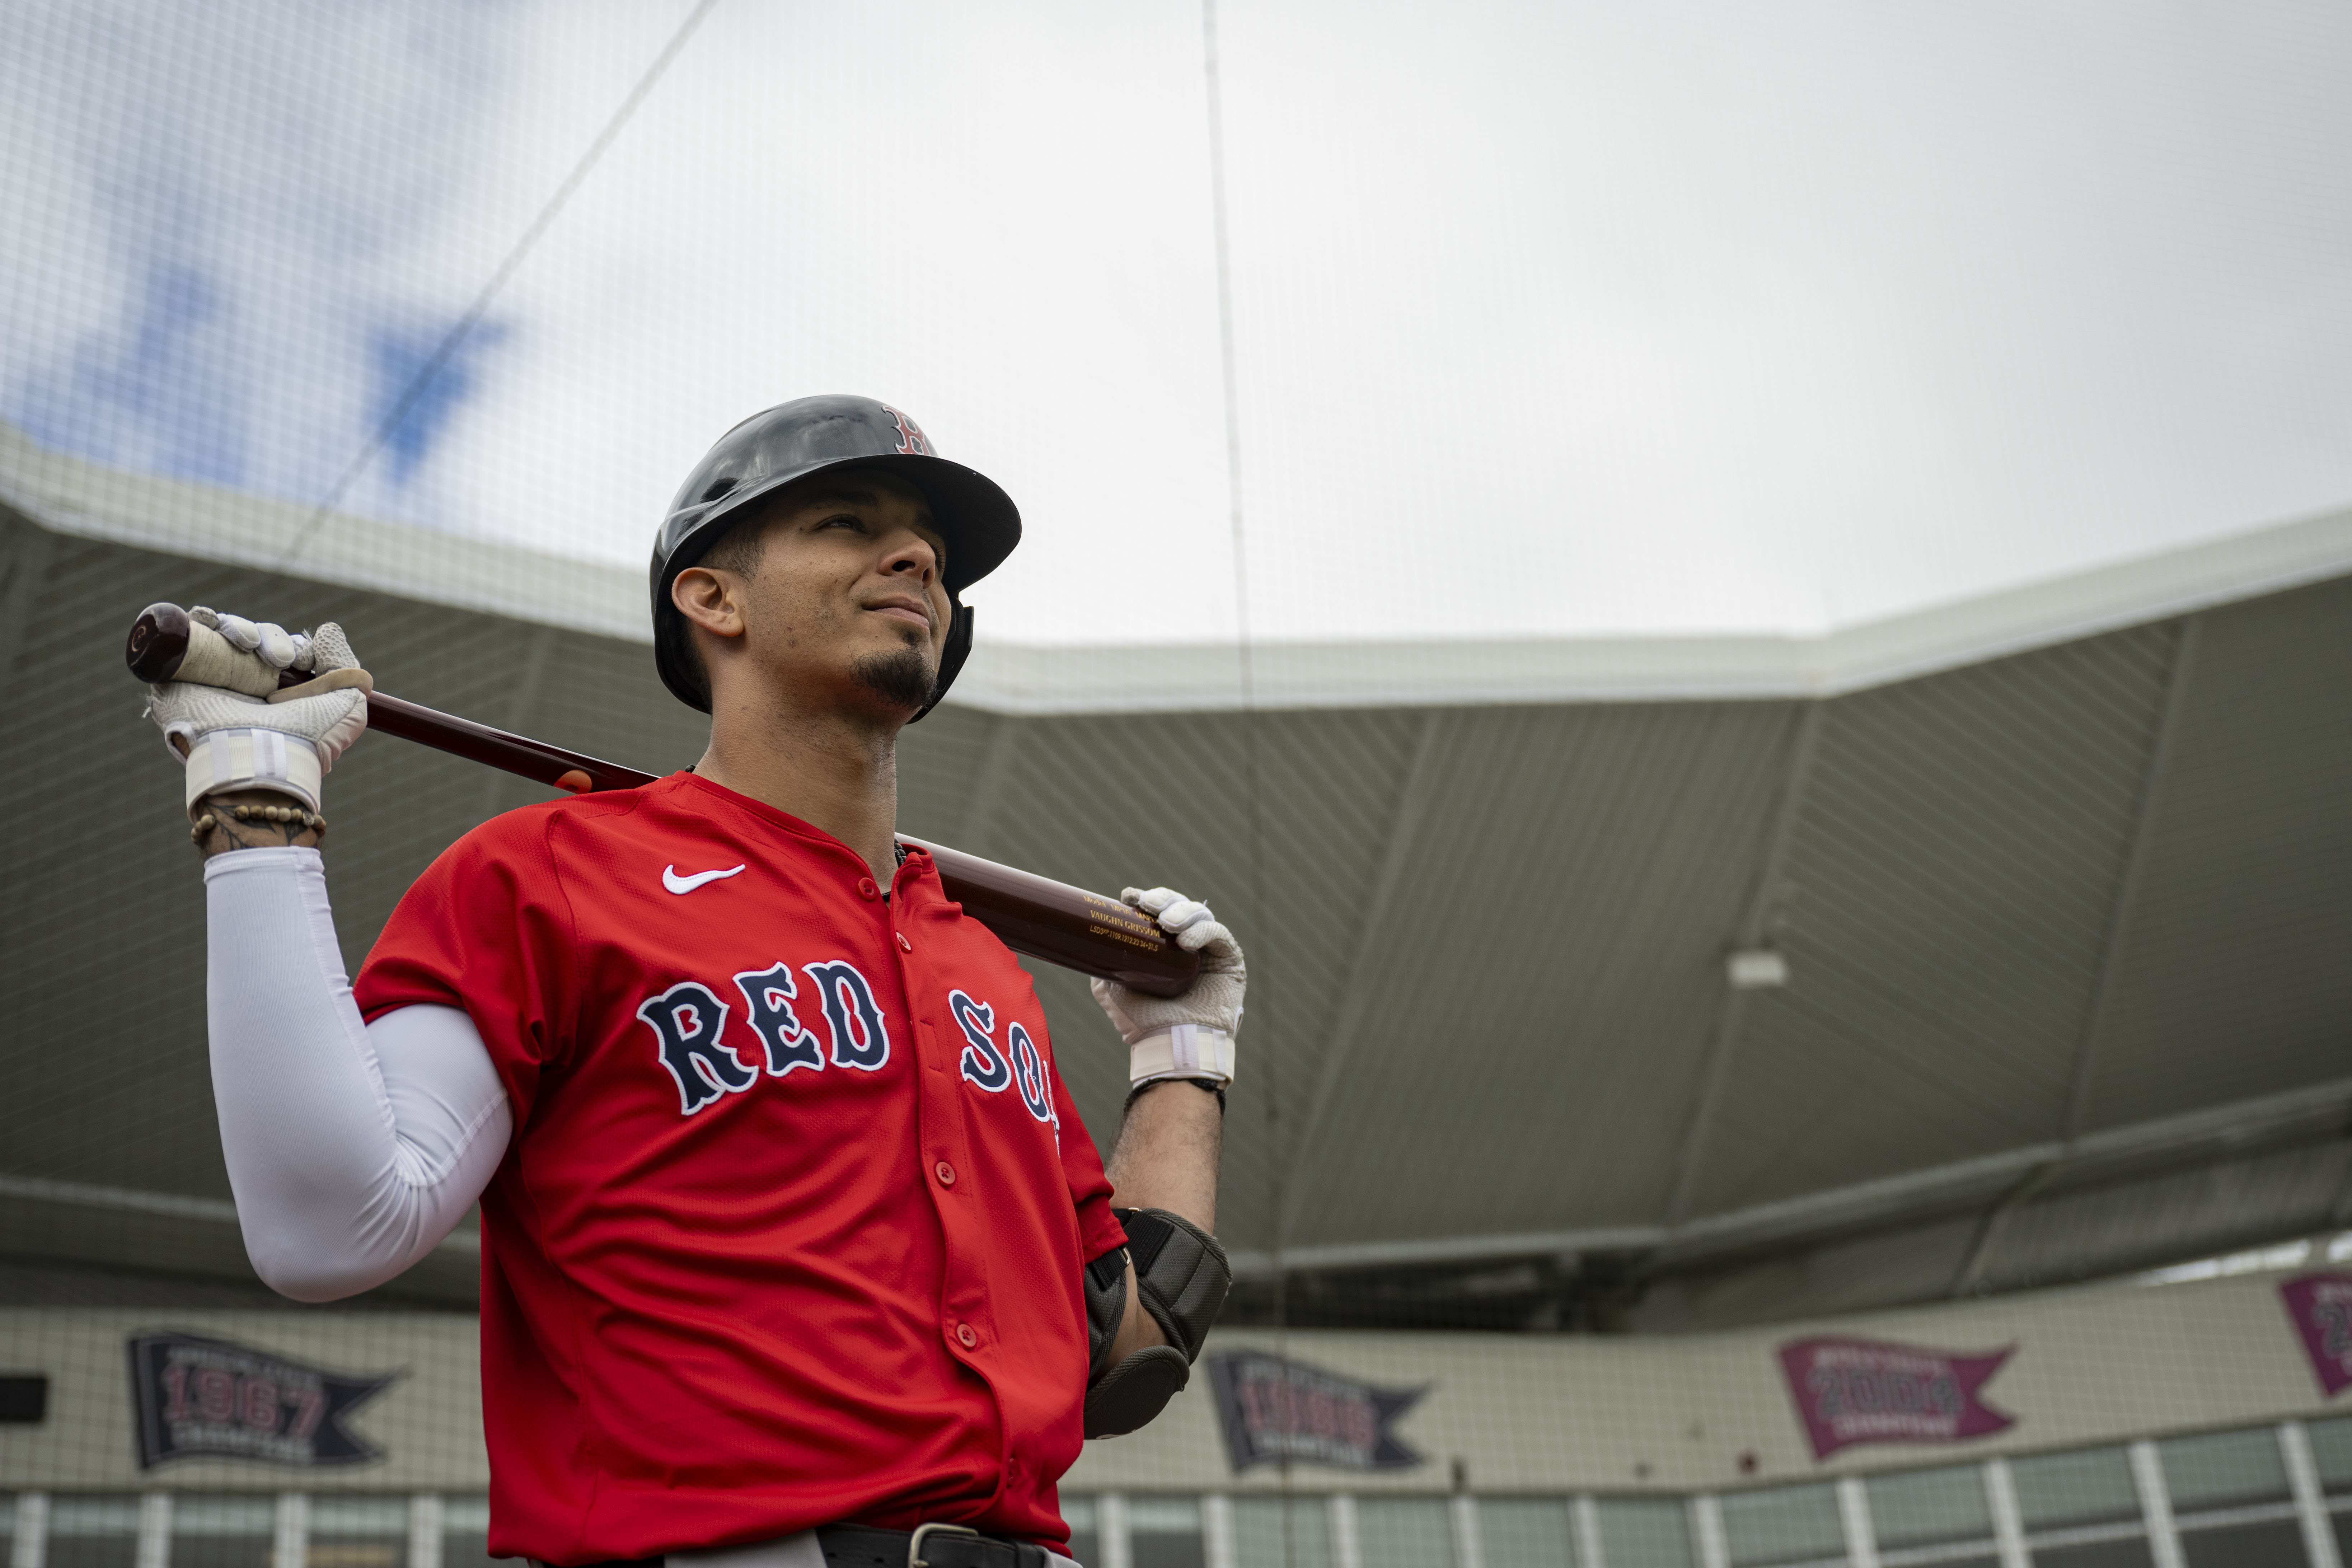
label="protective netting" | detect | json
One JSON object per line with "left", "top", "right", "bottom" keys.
{"left": 6, "top": 4, "right": 2352, "bottom": 1568}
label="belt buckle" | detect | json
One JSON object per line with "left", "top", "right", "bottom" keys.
{"left": 908, "top": 1523, "right": 979, "bottom": 1568}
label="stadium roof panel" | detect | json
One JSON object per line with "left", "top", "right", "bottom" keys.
{"left": 8, "top": 418, "right": 2349, "bottom": 713}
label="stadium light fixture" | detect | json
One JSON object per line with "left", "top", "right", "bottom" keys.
{"left": 1725, "top": 949, "right": 1790, "bottom": 990}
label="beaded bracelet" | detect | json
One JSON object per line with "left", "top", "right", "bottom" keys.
{"left": 191, "top": 801, "right": 328, "bottom": 843}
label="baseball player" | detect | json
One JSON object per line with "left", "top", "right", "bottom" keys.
{"left": 146, "top": 396, "right": 1242, "bottom": 1568}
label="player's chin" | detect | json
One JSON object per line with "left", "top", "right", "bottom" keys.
{"left": 851, "top": 644, "right": 939, "bottom": 712}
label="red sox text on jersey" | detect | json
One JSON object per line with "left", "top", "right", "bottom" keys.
{"left": 356, "top": 773, "right": 1123, "bottom": 1562}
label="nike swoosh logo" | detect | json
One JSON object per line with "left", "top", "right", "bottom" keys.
{"left": 663, "top": 863, "right": 746, "bottom": 895}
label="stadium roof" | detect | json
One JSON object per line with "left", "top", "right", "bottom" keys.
{"left": 3, "top": 421, "right": 2348, "bottom": 1329}
{"left": 11, "top": 417, "right": 2351, "bottom": 715}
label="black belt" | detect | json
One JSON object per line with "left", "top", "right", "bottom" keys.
{"left": 820, "top": 1525, "right": 1051, "bottom": 1568}
{"left": 554, "top": 1523, "right": 1054, "bottom": 1568}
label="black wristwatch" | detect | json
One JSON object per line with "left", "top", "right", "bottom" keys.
{"left": 1127, "top": 1077, "right": 1228, "bottom": 1114}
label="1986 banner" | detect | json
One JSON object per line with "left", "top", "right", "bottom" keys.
{"left": 128, "top": 1332, "right": 399, "bottom": 1468}
{"left": 2280, "top": 1273, "right": 2352, "bottom": 1398}
{"left": 1777, "top": 1335, "right": 2016, "bottom": 1461}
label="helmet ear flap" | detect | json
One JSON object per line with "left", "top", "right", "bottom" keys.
{"left": 910, "top": 601, "right": 971, "bottom": 724}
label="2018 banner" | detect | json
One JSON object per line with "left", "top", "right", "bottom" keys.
{"left": 2280, "top": 1273, "right": 2352, "bottom": 1398}
{"left": 1207, "top": 1351, "right": 1425, "bottom": 1473}
{"left": 1777, "top": 1335, "right": 2016, "bottom": 1460}
{"left": 128, "top": 1331, "right": 399, "bottom": 1468}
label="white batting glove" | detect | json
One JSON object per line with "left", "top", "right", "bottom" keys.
{"left": 144, "top": 609, "right": 371, "bottom": 815}
{"left": 1090, "top": 887, "right": 1246, "bottom": 1089}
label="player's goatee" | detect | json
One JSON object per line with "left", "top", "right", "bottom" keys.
{"left": 854, "top": 646, "right": 937, "bottom": 710}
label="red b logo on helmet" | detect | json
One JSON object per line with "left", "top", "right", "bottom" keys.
{"left": 881, "top": 405, "right": 932, "bottom": 457}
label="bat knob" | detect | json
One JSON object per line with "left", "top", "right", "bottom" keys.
{"left": 126, "top": 603, "right": 192, "bottom": 683}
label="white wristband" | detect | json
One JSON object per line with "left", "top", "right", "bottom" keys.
{"left": 184, "top": 729, "right": 324, "bottom": 814}
{"left": 1129, "top": 1025, "right": 1236, "bottom": 1089}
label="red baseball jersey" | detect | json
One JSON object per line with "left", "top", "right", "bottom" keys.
{"left": 353, "top": 772, "right": 1123, "bottom": 1562}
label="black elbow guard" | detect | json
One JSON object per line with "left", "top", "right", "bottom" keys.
{"left": 1082, "top": 1207, "right": 1232, "bottom": 1438}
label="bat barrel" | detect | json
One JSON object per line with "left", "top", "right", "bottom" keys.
{"left": 899, "top": 838, "right": 1200, "bottom": 998}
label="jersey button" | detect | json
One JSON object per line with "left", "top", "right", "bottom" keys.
{"left": 857, "top": 877, "right": 880, "bottom": 901}
{"left": 934, "top": 1160, "right": 956, "bottom": 1187}
{"left": 896, "top": 932, "right": 913, "bottom": 952}
{"left": 956, "top": 1323, "right": 978, "bottom": 1349}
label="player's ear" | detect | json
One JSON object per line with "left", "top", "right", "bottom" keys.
{"left": 671, "top": 566, "right": 748, "bottom": 643}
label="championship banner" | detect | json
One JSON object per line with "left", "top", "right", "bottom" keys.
{"left": 1207, "top": 1350, "right": 1426, "bottom": 1473}
{"left": 2279, "top": 1273, "right": 2352, "bottom": 1398}
{"left": 128, "top": 1331, "right": 399, "bottom": 1468}
{"left": 1777, "top": 1335, "right": 2016, "bottom": 1460}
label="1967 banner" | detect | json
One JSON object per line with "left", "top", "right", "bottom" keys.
{"left": 128, "top": 1332, "right": 399, "bottom": 1468}
{"left": 1777, "top": 1335, "right": 2016, "bottom": 1461}
{"left": 1207, "top": 1351, "right": 1426, "bottom": 1473}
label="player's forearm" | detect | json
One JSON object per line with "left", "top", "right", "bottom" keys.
{"left": 1104, "top": 1080, "right": 1222, "bottom": 1234}
{"left": 1097, "top": 1082, "right": 1227, "bottom": 1370}
{"left": 206, "top": 849, "right": 510, "bottom": 1299}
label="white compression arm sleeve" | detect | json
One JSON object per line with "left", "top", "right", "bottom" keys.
{"left": 205, "top": 846, "right": 512, "bottom": 1301}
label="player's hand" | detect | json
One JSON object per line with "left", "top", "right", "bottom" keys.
{"left": 1090, "top": 887, "right": 1245, "bottom": 1089}
{"left": 144, "top": 608, "right": 371, "bottom": 818}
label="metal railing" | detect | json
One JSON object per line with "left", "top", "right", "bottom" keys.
{"left": 4, "top": 1417, "right": 2346, "bottom": 1568}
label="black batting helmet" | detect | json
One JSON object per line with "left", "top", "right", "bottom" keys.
{"left": 650, "top": 394, "right": 1021, "bottom": 717}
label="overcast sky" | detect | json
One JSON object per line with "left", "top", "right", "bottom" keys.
{"left": 4, "top": 0, "right": 2350, "bottom": 646}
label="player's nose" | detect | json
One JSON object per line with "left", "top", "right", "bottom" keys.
{"left": 881, "top": 530, "right": 939, "bottom": 585}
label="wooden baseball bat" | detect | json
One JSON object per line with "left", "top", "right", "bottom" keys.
{"left": 127, "top": 603, "right": 1200, "bottom": 998}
